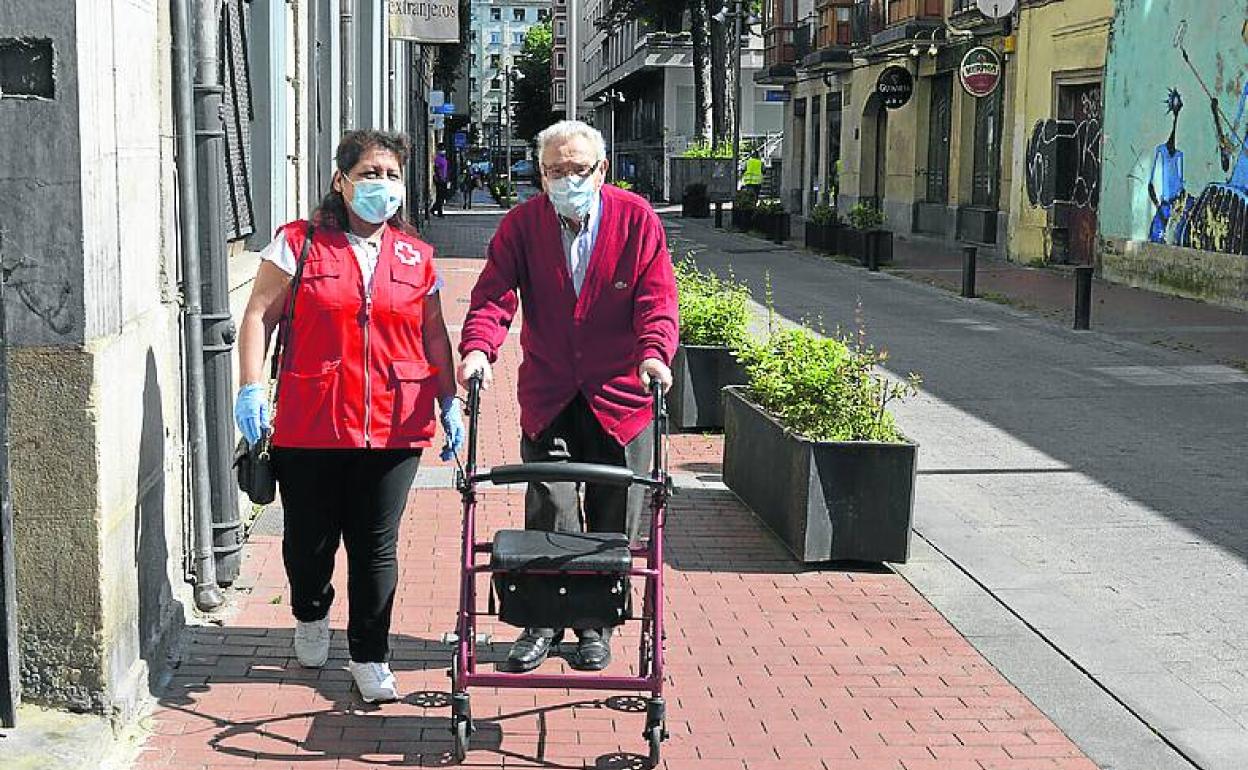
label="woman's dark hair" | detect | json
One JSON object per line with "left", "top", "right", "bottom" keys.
{"left": 312, "top": 129, "right": 416, "bottom": 233}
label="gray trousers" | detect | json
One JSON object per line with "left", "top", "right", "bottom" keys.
{"left": 520, "top": 395, "right": 653, "bottom": 638}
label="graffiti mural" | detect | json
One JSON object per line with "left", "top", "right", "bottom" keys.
{"left": 1120, "top": 17, "right": 1248, "bottom": 256}
{"left": 1025, "top": 117, "right": 1102, "bottom": 210}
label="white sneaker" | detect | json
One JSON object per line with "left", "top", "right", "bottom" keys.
{"left": 348, "top": 660, "right": 399, "bottom": 703}
{"left": 293, "top": 618, "right": 330, "bottom": 668}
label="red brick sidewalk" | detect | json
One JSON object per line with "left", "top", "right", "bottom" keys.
{"left": 133, "top": 258, "right": 1098, "bottom": 770}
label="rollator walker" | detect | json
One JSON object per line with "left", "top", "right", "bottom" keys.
{"left": 445, "top": 375, "right": 672, "bottom": 765}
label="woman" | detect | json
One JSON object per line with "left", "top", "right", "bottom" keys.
{"left": 234, "top": 130, "right": 463, "bottom": 703}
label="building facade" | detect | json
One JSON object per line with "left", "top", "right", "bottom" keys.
{"left": 467, "top": 0, "right": 551, "bottom": 165}
{"left": 1008, "top": 0, "right": 1112, "bottom": 266}
{"left": 583, "top": 3, "right": 783, "bottom": 199}
{"left": 0, "top": 0, "right": 437, "bottom": 734}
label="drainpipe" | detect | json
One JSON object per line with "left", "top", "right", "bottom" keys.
{"left": 341, "top": 0, "right": 355, "bottom": 131}
{"left": 193, "top": 0, "right": 244, "bottom": 584}
{"left": 172, "top": 0, "right": 224, "bottom": 611}
{"left": 1, "top": 252, "right": 19, "bottom": 725}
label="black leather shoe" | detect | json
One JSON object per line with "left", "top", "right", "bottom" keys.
{"left": 569, "top": 635, "right": 612, "bottom": 671}
{"left": 502, "top": 629, "right": 562, "bottom": 673}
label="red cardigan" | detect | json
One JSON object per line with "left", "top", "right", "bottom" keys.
{"left": 460, "top": 184, "right": 679, "bottom": 445}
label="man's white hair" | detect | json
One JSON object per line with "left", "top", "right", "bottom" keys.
{"left": 536, "top": 120, "right": 607, "bottom": 164}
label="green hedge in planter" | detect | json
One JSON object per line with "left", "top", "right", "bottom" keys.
{"left": 673, "top": 259, "right": 751, "bottom": 349}
{"left": 735, "top": 323, "right": 918, "bottom": 443}
{"left": 805, "top": 204, "right": 841, "bottom": 252}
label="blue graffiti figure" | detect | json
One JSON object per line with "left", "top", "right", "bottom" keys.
{"left": 1149, "top": 89, "right": 1186, "bottom": 243}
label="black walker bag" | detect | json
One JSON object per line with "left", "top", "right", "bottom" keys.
{"left": 490, "top": 529, "right": 632, "bottom": 630}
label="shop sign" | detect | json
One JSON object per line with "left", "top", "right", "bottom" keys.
{"left": 875, "top": 65, "right": 913, "bottom": 110}
{"left": 959, "top": 46, "right": 1002, "bottom": 98}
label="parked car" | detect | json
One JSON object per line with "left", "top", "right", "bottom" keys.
{"left": 510, "top": 159, "right": 535, "bottom": 181}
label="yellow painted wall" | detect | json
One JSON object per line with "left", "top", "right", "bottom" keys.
{"left": 1007, "top": 0, "right": 1113, "bottom": 263}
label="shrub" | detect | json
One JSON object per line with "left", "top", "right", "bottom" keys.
{"left": 673, "top": 258, "right": 752, "bottom": 349}
{"left": 810, "top": 203, "right": 840, "bottom": 226}
{"left": 735, "top": 321, "right": 919, "bottom": 443}
{"left": 613, "top": 179, "right": 635, "bottom": 191}
{"left": 680, "top": 140, "right": 734, "bottom": 158}
{"left": 734, "top": 189, "right": 757, "bottom": 211}
{"left": 755, "top": 198, "right": 785, "bottom": 215}
{"left": 848, "top": 201, "right": 885, "bottom": 230}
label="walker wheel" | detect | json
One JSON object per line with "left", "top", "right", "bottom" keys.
{"left": 453, "top": 717, "right": 470, "bottom": 762}
{"left": 645, "top": 724, "right": 664, "bottom": 768}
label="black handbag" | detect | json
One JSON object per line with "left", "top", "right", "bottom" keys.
{"left": 234, "top": 226, "right": 315, "bottom": 505}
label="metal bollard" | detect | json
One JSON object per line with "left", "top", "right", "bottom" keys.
{"left": 866, "top": 235, "right": 880, "bottom": 271}
{"left": 714, "top": 202, "right": 724, "bottom": 228}
{"left": 961, "top": 246, "right": 977, "bottom": 298}
{"left": 1074, "top": 265, "right": 1094, "bottom": 330}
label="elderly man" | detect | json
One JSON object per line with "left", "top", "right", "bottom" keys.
{"left": 457, "top": 120, "right": 678, "bottom": 672}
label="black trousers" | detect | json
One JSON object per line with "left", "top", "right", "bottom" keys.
{"left": 520, "top": 395, "right": 652, "bottom": 637}
{"left": 274, "top": 447, "right": 422, "bottom": 662}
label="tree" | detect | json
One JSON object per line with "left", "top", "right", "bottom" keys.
{"left": 690, "top": 1, "right": 713, "bottom": 143}
{"left": 513, "top": 21, "right": 558, "bottom": 146}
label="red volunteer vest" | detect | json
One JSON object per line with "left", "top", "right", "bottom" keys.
{"left": 272, "top": 220, "right": 440, "bottom": 449}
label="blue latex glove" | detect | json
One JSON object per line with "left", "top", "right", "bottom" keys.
{"left": 234, "top": 383, "right": 270, "bottom": 446}
{"left": 439, "top": 395, "right": 464, "bottom": 461}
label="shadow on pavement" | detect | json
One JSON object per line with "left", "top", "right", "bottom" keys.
{"left": 156, "top": 624, "right": 653, "bottom": 767}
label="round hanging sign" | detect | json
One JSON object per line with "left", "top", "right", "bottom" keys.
{"left": 959, "top": 46, "right": 1002, "bottom": 98}
{"left": 875, "top": 65, "right": 914, "bottom": 110}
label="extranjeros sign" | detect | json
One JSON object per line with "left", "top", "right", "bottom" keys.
{"left": 959, "top": 46, "right": 1002, "bottom": 98}
{"left": 875, "top": 65, "right": 914, "bottom": 110}
{"left": 388, "top": 0, "right": 460, "bottom": 43}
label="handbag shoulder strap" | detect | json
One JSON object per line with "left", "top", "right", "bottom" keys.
{"left": 269, "top": 224, "right": 316, "bottom": 392}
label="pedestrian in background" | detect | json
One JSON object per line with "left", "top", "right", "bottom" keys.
{"left": 234, "top": 130, "right": 464, "bottom": 703}
{"left": 431, "top": 149, "right": 449, "bottom": 218}
{"left": 457, "top": 120, "right": 678, "bottom": 674}
{"left": 460, "top": 167, "right": 476, "bottom": 210}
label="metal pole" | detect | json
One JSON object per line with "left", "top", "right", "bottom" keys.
{"left": 567, "top": 0, "right": 578, "bottom": 119}
{"left": 715, "top": 201, "right": 724, "bottom": 227}
{"left": 505, "top": 68, "right": 512, "bottom": 185}
{"left": 1074, "top": 265, "right": 1093, "bottom": 330}
{"left": 173, "top": 0, "right": 223, "bottom": 611}
{"left": 961, "top": 245, "right": 977, "bottom": 298}
{"left": 194, "top": 0, "right": 244, "bottom": 586}
{"left": 0, "top": 243, "right": 19, "bottom": 726}
{"left": 610, "top": 94, "right": 617, "bottom": 181}
{"left": 341, "top": 0, "right": 355, "bottom": 131}
{"left": 730, "top": 3, "right": 743, "bottom": 175}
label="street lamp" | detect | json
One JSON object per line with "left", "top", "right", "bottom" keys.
{"left": 503, "top": 65, "right": 525, "bottom": 184}
{"left": 712, "top": 1, "right": 762, "bottom": 194}
{"left": 598, "top": 89, "right": 626, "bottom": 181}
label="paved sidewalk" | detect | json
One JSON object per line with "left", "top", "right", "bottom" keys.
{"left": 130, "top": 212, "right": 1100, "bottom": 769}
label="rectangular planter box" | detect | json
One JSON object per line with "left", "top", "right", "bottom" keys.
{"left": 731, "top": 209, "right": 754, "bottom": 232}
{"left": 839, "top": 228, "right": 893, "bottom": 265}
{"left": 805, "top": 222, "right": 841, "bottom": 253}
{"left": 722, "top": 387, "right": 916, "bottom": 564}
{"left": 666, "top": 345, "right": 748, "bottom": 431}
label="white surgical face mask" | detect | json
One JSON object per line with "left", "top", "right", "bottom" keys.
{"left": 347, "top": 178, "right": 405, "bottom": 224}
{"left": 546, "top": 170, "right": 598, "bottom": 220}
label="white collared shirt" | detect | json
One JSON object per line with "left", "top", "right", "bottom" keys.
{"left": 558, "top": 193, "right": 603, "bottom": 296}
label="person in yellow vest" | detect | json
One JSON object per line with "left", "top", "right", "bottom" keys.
{"left": 741, "top": 150, "right": 764, "bottom": 201}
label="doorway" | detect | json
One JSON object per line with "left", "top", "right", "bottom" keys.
{"left": 1055, "top": 81, "right": 1102, "bottom": 264}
